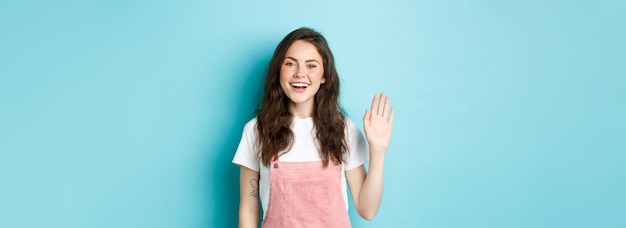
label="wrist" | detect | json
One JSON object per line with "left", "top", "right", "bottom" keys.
{"left": 368, "top": 143, "right": 387, "bottom": 152}
{"left": 368, "top": 146, "right": 387, "bottom": 158}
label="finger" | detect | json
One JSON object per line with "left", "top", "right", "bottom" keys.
{"left": 382, "top": 95, "right": 390, "bottom": 118}
{"left": 388, "top": 107, "right": 395, "bottom": 125}
{"left": 370, "top": 94, "right": 378, "bottom": 114}
{"left": 363, "top": 109, "right": 370, "bottom": 124}
{"left": 377, "top": 92, "right": 385, "bottom": 116}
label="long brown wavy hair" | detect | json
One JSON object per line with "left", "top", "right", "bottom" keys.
{"left": 256, "top": 27, "right": 347, "bottom": 167}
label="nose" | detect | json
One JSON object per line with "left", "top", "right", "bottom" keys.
{"left": 294, "top": 65, "right": 306, "bottom": 78}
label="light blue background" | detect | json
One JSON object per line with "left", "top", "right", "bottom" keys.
{"left": 1, "top": 1, "right": 624, "bottom": 227}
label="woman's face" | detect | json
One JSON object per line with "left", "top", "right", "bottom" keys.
{"left": 279, "top": 40, "right": 325, "bottom": 109}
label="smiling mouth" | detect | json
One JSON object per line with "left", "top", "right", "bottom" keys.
{"left": 290, "top": 82, "right": 309, "bottom": 88}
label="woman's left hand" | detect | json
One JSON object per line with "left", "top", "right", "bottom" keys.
{"left": 363, "top": 92, "right": 395, "bottom": 153}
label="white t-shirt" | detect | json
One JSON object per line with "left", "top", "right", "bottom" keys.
{"left": 232, "top": 117, "right": 369, "bottom": 219}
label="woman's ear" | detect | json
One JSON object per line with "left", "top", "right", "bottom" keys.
{"left": 321, "top": 77, "right": 326, "bottom": 84}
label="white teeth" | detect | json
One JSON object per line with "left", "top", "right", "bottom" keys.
{"left": 290, "top": 83, "right": 309, "bottom": 88}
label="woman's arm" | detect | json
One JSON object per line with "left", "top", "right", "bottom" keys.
{"left": 239, "top": 166, "right": 260, "bottom": 228}
{"left": 346, "top": 92, "right": 395, "bottom": 220}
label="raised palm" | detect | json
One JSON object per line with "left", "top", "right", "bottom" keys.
{"left": 363, "top": 92, "right": 395, "bottom": 152}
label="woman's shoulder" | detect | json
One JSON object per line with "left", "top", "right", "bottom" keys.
{"left": 245, "top": 117, "right": 258, "bottom": 126}
{"left": 242, "top": 117, "right": 258, "bottom": 132}
{"left": 343, "top": 116, "right": 359, "bottom": 131}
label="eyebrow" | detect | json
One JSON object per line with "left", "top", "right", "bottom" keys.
{"left": 285, "top": 56, "right": 321, "bottom": 64}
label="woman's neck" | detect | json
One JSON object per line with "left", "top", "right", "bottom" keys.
{"left": 288, "top": 101, "right": 314, "bottom": 119}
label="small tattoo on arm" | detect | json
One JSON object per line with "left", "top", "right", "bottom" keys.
{"left": 249, "top": 179, "right": 258, "bottom": 198}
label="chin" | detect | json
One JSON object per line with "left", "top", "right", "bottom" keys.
{"left": 286, "top": 94, "right": 313, "bottom": 104}
{"left": 287, "top": 97, "right": 308, "bottom": 104}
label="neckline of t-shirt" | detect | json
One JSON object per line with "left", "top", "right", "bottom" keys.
{"left": 292, "top": 117, "right": 313, "bottom": 121}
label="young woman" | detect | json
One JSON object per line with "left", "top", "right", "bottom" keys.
{"left": 232, "top": 27, "right": 395, "bottom": 228}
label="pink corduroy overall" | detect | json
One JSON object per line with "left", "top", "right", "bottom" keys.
{"left": 261, "top": 160, "right": 351, "bottom": 228}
